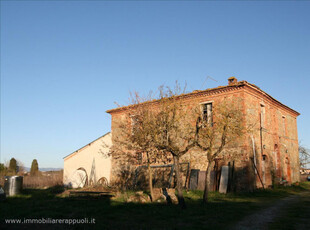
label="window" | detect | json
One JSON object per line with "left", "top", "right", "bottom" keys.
{"left": 137, "top": 152, "right": 143, "bottom": 164}
{"left": 201, "top": 102, "right": 213, "bottom": 125}
{"left": 282, "top": 115, "right": 286, "bottom": 136}
{"left": 260, "top": 104, "right": 265, "bottom": 128}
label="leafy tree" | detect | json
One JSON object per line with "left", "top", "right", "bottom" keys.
{"left": 9, "top": 158, "right": 17, "bottom": 174}
{"left": 0, "top": 163, "right": 6, "bottom": 172}
{"left": 30, "top": 159, "right": 39, "bottom": 176}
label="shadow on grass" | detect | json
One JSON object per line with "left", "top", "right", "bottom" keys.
{"left": 1, "top": 183, "right": 309, "bottom": 230}
{"left": 20, "top": 185, "right": 65, "bottom": 199}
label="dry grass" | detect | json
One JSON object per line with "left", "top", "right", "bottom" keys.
{"left": 0, "top": 170, "right": 63, "bottom": 189}
{"left": 23, "top": 170, "right": 63, "bottom": 188}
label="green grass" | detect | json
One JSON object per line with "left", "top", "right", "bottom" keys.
{"left": 268, "top": 183, "right": 310, "bottom": 230}
{"left": 1, "top": 183, "right": 309, "bottom": 230}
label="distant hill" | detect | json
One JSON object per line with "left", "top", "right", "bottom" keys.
{"left": 23, "top": 167, "right": 63, "bottom": 172}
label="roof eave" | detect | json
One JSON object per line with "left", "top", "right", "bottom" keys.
{"left": 63, "top": 132, "right": 111, "bottom": 160}
{"left": 106, "top": 81, "right": 300, "bottom": 117}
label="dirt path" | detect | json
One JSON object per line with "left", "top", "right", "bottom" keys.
{"left": 233, "top": 192, "right": 310, "bottom": 230}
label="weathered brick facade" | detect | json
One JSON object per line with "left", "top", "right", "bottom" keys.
{"left": 107, "top": 78, "right": 300, "bottom": 191}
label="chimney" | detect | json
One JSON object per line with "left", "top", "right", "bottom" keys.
{"left": 228, "top": 77, "right": 237, "bottom": 85}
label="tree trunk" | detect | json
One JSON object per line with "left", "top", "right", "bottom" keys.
{"left": 148, "top": 163, "right": 154, "bottom": 202}
{"left": 203, "top": 162, "right": 211, "bottom": 204}
{"left": 174, "top": 155, "right": 186, "bottom": 209}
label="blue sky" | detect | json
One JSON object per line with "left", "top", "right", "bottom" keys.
{"left": 1, "top": 1, "right": 309, "bottom": 168}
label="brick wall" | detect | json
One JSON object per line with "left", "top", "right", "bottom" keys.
{"left": 107, "top": 81, "right": 300, "bottom": 190}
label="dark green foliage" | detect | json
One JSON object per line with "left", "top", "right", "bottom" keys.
{"left": 8, "top": 158, "right": 17, "bottom": 174}
{"left": 0, "top": 163, "right": 6, "bottom": 172}
{"left": 30, "top": 159, "right": 39, "bottom": 176}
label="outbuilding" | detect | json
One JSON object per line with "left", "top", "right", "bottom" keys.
{"left": 63, "top": 132, "right": 112, "bottom": 188}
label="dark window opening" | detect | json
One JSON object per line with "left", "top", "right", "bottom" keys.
{"left": 202, "top": 103, "right": 213, "bottom": 125}
{"left": 137, "top": 152, "right": 143, "bottom": 164}
{"left": 260, "top": 104, "right": 265, "bottom": 128}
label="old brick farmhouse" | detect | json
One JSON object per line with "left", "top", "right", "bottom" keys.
{"left": 106, "top": 78, "right": 300, "bottom": 191}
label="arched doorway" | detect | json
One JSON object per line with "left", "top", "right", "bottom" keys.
{"left": 274, "top": 144, "right": 281, "bottom": 178}
{"left": 69, "top": 167, "right": 88, "bottom": 188}
{"left": 285, "top": 157, "right": 291, "bottom": 183}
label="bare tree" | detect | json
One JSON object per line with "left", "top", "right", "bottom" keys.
{"left": 113, "top": 83, "right": 194, "bottom": 208}
{"left": 195, "top": 98, "right": 246, "bottom": 204}
{"left": 299, "top": 145, "right": 310, "bottom": 169}
{"left": 16, "top": 159, "right": 25, "bottom": 175}
{"left": 113, "top": 83, "right": 248, "bottom": 207}
{"left": 146, "top": 84, "right": 196, "bottom": 209}
{"left": 112, "top": 91, "right": 165, "bottom": 200}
